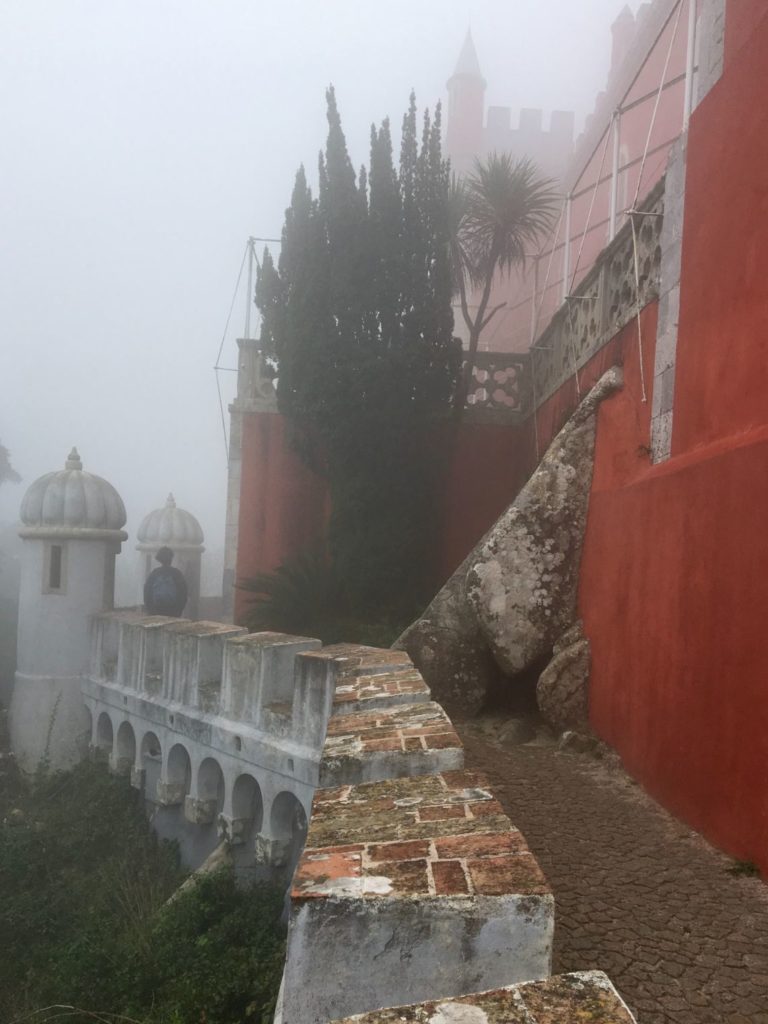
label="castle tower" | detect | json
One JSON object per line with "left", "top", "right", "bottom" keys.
{"left": 446, "top": 29, "right": 487, "bottom": 176}
{"left": 11, "top": 447, "right": 127, "bottom": 769}
{"left": 136, "top": 494, "right": 204, "bottom": 619}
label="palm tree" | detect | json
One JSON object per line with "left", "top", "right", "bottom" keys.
{"left": 451, "top": 154, "right": 557, "bottom": 408}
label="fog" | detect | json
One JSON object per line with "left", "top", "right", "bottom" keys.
{"left": 0, "top": 0, "right": 635, "bottom": 601}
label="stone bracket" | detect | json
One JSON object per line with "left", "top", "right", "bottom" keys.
{"left": 156, "top": 780, "right": 187, "bottom": 807}
{"left": 255, "top": 833, "right": 292, "bottom": 867}
{"left": 184, "top": 795, "right": 218, "bottom": 825}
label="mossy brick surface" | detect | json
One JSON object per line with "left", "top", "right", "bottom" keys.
{"left": 328, "top": 971, "right": 636, "bottom": 1024}
{"left": 320, "top": 701, "right": 464, "bottom": 787}
{"left": 281, "top": 771, "right": 554, "bottom": 1024}
{"left": 332, "top": 667, "right": 430, "bottom": 715}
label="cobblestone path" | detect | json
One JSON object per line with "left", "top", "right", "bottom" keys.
{"left": 458, "top": 724, "right": 768, "bottom": 1024}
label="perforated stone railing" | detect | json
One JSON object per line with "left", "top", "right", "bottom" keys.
{"left": 529, "top": 179, "right": 664, "bottom": 406}
{"left": 465, "top": 351, "right": 532, "bottom": 419}
{"left": 465, "top": 179, "right": 665, "bottom": 420}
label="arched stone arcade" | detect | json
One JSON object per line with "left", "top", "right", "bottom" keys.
{"left": 227, "top": 773, "right": 264, "bottom": 846}
{"left": 184, "top": 756, "right": 226, "bottom": 826}
{"left": 265, "top": 790, "right": 309, "bottom": 872}
{"left": 95, "top": 711, "right": 113, "bottom": 758}
{"left": 159, "top": 742, "right": 192, "bottom": 807}
{"left": 114, "top": 720, "right": 136, "bottom": 775}
{"left": 82, "top": 663, "right": 316, "bottom": 872}
{"left": 140, "top": 730, "right": 162, "bottom": 801}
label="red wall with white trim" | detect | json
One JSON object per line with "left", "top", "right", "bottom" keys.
{"left": 580, "top": 1, "right": 768, "bottom": 872}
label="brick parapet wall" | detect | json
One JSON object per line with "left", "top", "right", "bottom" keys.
{"left": 278, "top": 641, "right": 636, "bottom": 1023}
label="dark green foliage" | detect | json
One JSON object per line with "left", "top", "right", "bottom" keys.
{"left": 0, "top": 760, "right": 285, "bottom": 1023}
{"left": 117, "top": 871, "right": 285, "bottom": 1024}
{"left": 239, "top": 547, "right": 341, "bottom": 638}
{"left": 239, "top": 549, "right": 413, "bottom": 647}
{"left": 727, "top": 859, "right": 761, "bottom": 877}
{"left": 256, "top": 89, "right": 460, "bottom": 623}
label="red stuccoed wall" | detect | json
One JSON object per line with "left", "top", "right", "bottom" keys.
{"left": 671, "top": 4, "right": 768, "bottom": 454}
{"left": 235, "top": 410, "right": 540, "bottom": 610}
{"left": 580, "top": 2, "right": 768, "bottom": 872}
{"left": 234, "top": 412, "right": 328, "bottom": 624}
{"left": 436, "top": 417, "right": 534, "bottom": 581}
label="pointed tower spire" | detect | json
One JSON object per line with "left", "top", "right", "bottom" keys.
{"left": 446, "top": 29, "right": 486, "bottom": 173}
{"left": 452, "top": 28, "right": 484, "bottom": 81}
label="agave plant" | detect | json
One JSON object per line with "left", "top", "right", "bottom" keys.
{"left": 237, "top": 548, "right": 341, "bottom": 638}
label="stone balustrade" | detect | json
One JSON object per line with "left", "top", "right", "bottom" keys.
{"left": 530, "top": 180, "right": 664, "bottom": 407}
{"left": 466, "top": 178, "right": 665, "bottom": 422}
{"left": 466, "top": 351, "right": 532, "bottom": 419}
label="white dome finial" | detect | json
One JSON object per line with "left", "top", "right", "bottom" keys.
{"left": 166, "top": 493, "right": 176, "bottom": 508}
{"left": 65, "top": 447, "right": 82, "bottom": 471}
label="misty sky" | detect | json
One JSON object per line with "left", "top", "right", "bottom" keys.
{"left": 0, "top": 0, "right": 635, "bottom": 598}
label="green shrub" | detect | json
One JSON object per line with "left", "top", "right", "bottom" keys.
{"left": 239, "top": 548, "right": 416, "bottom": 646}
{"left": 0, "top": 760, "right": 285, "bottom": 1024}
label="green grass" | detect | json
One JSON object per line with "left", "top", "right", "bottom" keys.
{"left": 0, "top": 758, "right": 285, "bottom": 1023}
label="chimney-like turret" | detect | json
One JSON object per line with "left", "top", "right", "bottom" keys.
{"left": 446, "top": 29, "right": 486, "bottom": 175}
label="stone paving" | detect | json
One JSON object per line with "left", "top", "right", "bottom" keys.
{"left": 458, "top": 722, "right": 768, "bottom": 1024}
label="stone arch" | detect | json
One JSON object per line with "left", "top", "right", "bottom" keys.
{"left": 270, "top": 791, "right": 308, "bottom": 871}
{"left": 166, "top": 743, "right": 192, "bottom": 801}
{"left": 231, "top": 773, "right": 264, "bottom": 844}
{"left": 140, "top": 730, "right": 162, "bottom": 801}
{"left": 115, "top": 720, "right": 136, "bottom": 774}
{"left": 197, "top": 757, "right": 225, "bottom": 816}
{"left": 96, "top": 711, "right": 113, "bottom": 757}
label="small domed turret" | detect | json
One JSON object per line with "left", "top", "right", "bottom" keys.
{"left": 20, "top": 447, "right": 126, "bottom": 534}
{"left": 137, "top": 493, "right": 203, "bottom": 548}
{"left": 12, "top": 447, "right": 127, "bottom": 770}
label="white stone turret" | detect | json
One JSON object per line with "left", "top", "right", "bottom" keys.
{"left": 136, "top": 494, "right": 204, "bottom": 618}
{"left": 11, "top": 447, "right": 128, "bottom": 769}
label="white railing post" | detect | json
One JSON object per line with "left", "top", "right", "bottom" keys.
{"left": 529, "top": 256, "right": 540, "bottom": 346}
{"left": 561, "top": 195, "right": 572, "bottom": 303}
{"left": 683, "top": 0, "right": 697, "bottom": 130}
{"left": 609, "top": 111, "right": 621, "bottom": 240}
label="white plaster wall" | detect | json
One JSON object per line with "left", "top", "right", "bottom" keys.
{"left": 11, "top": 537, "right": 117, "bottom": 769}
{"left": 281, "top": 894, "right": 554, "bottom": 1024}
{"left": 16, "top": 540, "right": 114, "bottom": 677}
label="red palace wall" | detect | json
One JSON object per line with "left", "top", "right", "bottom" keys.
{"left": 436, "top": 418, "right": 534, "bottom": 581}
{"left": 580, "top": 2, "right": 768, "bottom": 873}
{"left": 234, "top": 412, "right": 328, "bottom": 624}
{"left": 235, "top": 409, "right": 538, "bottom": 609}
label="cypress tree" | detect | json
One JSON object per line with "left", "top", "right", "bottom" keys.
{"left": 256, "top": 89, "right": 460, "bottom": 623}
